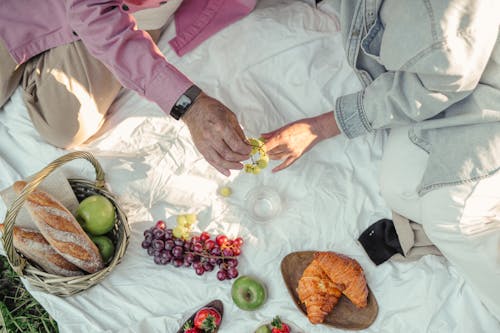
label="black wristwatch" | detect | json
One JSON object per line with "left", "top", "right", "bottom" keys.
{"left": 170, "top": 85, "right": 202, "bottom": 120}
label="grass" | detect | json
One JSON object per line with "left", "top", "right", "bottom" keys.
{"left": 0, "top": 256, "right": 58, "bottom": 333}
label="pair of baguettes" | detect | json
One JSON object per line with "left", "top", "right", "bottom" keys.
{"left": 297, "top": 251, "right": 368, "bottom": 324}
{"left": 0, "top": 181, "right": 104, "bottom": 276}
{"left": 0, "top": 223, "right": 84, "bottom": 276}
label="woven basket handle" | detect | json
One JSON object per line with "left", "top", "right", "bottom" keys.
{"left": 2, "top": 151, "right": 105, "bottom": 276}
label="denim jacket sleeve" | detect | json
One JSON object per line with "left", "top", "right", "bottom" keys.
{"left": 67, "top": 0, "right": 193, "bottom": 114}
{"left": 334, "top": 1, "right": 499, "bottom": 139}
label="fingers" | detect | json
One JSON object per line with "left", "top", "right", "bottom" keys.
{"left": 272, "top": 156, "right": 297, "bottom": 173}
{"left": 262, "top": 134, "right": 300, "bottom": 172}
{"left": 260, "top": 130, "right": 279, "bottom": 139}
{"left": 265, "top": 143, "right": 289, "bottom": 160}
{"left": 207, "top": 111, "right": 251, "bottom": 175}
{"left": 208, "top": 162, "right": 233, "bottom": 178}
{"left": 262, "top": 135, "right": 281, "bottom": 154}
{"left": 222, "top": 126, "right": 252, "bottom": 159}
{"left": 204, "top": 138, "right": 248, "bottom": 176}
{"left": 262, "top": 127, "right": 292, "bottom": 153}
{"left": 213, "top": 137, "right": 249, "bottom": 163}
{"left": 183, "top": 95, "right": 251, "bottom": 176}
{"left": 267, "top": 150, "right": 288, "bottom": 160}
{"left": 205, "top": 150, "right": 244, "bottom": 177}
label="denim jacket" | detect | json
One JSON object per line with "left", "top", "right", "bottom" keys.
{"left": 331, "top": 0, "right": 500, "bottom": 195}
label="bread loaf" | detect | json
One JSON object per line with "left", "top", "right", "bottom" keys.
{"left": 13, "top": 181, "right": 104, "bottom": 273}
{"left": 0, "top": 224, "right": 84, "bottom": 276}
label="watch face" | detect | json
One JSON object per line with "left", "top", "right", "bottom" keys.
{"left": 177, "top": 95, "right": 192, "bottom": 108}
{"left": 171, "top": 85, "right": 201, "bottom": 120}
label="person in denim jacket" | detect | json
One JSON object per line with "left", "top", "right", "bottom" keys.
{"left": 0, "top": 0, "right": 257, "bottom": 176}
{"left": 263, "top": 0, "right": 500, "bottom": 320}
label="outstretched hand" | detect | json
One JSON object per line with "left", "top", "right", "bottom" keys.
{"left": 182, "top": 92, "right": 251, "bottom": 176}
{"left": 261, "top": 112, "right": 340, "bottom": 172}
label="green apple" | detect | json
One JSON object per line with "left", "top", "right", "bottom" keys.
{"left": 231, "top": 275, "right": 267, "bottom": 311}
{"left": 90, "top": 235, "right": 115, "bottom": 264}
{"left": 76, "top": 195, "right": 116, "bottom": 236}
{"left": 255, "top": 325, "right": 271, "bottom": 333}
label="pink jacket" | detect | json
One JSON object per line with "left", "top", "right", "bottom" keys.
{"left": 0, "top": 0, "right": 256, "bottom": 113}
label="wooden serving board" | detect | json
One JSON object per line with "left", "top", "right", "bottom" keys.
{"left": 177, "top": 300, "right": 224, "bottom": 333}
{"left": 280, "top": 251, "right": 378, "bottom": 330}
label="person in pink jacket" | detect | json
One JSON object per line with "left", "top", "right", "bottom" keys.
{"left": 0, "top": 0, "right": 256, "bottom": 176}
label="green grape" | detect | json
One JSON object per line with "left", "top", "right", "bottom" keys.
{"left": 248, "top": 138, "right": 261, "bottom": 147}
{"left": 173, "top": 226, "right": 185, "bottom": 238}
{"left": 185, "top": 214, "right": 197, "bottom": 226}
{"left": 218, "top": 186, "right": 232, "bottom": 197}
{"left": 256, "top": 159, "right": 268, "bottom": 169}
{"left": 245, "top": 137, "right": 269, "bottom": 175}
{"left": 176, "top": 215, "right": 188, "bottom": 227}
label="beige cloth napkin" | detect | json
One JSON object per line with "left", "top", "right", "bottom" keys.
{"left": 391, "top": 211, "right": 442, "bottom": 262}
{"left": 1, "top": 170, "right": 79, "bottom": 230}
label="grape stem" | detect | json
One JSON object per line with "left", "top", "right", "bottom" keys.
{"left": 249, "top": 141, "right": 265, "bottom": 165}
{"left": 185, "top": 251, "right": 237, "bottom": 260}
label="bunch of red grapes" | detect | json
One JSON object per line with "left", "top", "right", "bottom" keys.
{"left": 142, "top": 221, "right": 243, "bottom": 280}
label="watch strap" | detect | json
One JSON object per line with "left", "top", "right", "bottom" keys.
{"left": 170, "top": 85, "right": 202, "bottom": 120}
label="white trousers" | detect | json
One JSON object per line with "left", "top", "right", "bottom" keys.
{"left": 379, "top": 127, "right": 500, "bottom": 322}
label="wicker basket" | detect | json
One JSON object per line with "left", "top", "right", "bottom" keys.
{"left": 1, "top": 151, "right": 131, "bottom": 296}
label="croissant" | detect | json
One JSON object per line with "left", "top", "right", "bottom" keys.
{"left": 315, "top": 251, "right": 368, "bottom": 308}
{"left": 297, "top": 259, "right": 343, "bottom": 324}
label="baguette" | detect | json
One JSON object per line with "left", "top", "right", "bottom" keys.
{"left": 13, "top": 181, "right": 104, "bottom": 273}
{"left": 0, "top": 224, "right": 84, "bottom": 276}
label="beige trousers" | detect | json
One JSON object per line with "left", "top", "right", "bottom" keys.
{"left": 0, "top": 30, "right": 161, "bottom": 148}
{"left": 379, "top": 126, "right": 500, "bottom": 321}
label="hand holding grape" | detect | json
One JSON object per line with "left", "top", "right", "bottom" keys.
{"left": 243, "top": 137, "right": 269, "bottom": 174}
{"left": 261, "top": 112, "right": 341, "bottom": 172}
{"left": 182, "top": 92, "right": 252, "bottom": 176}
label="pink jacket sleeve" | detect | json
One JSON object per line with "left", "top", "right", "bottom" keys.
{"left": 66, "top": 0, "right": 192, "bottom": 114}
{"left": 169, "top": 0, "right": 257, "bottom": 56}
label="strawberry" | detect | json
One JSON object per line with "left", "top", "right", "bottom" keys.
{"left": 183, "top": 321, "right": 200, "bottom": 333}
{"left": 271, "top": 316, "right": 290, "bottom": 333}
{"left": 193, "top": 307, "right": 222, "bottom": 333}
{"left": 184, "top": 328, "right": 200, "bottom": 333}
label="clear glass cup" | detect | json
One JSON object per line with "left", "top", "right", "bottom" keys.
{"left": 245, "top": 186, "right": 282, "bottom": 223}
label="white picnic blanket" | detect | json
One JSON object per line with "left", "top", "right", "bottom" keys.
{"left": 1, "top": 1, "right": 499, "bottom": 332}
